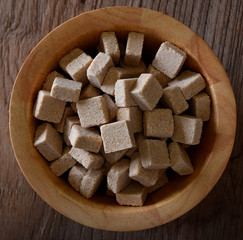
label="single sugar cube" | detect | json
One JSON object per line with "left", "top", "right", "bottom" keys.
{"left": 71, "top": 84, "right": 101, "bottom": 112}
{"left": 116, "top": 107, "right": 142, "bottom": 133}
{"left": 101, "top": 67, "right": 128, "bottom": 96}
{"left": 160, "top": 85, "right": 189, "bottom": 115}
{"left": 131, "top": 73, "right": 163, "bottom": 111}
{"left": 87, "top": 52, "right": 114, "bottom": 88}
{"left": 126, "top": 133, "right": 146, "bottom": 158}
{"left": 152, "top": 41, "right": 187, "bottom": 78}
{"left": 68, "top": 163, "right": 87, "bottom": 191}
{"left": 53, "top": 106, "right": 76, "bottom": 133}
{"left": 99, "top": 31, "right": 120, "bottom": 65}
{"left": 148, "top": 170, "right": 168, "bottom": 193}
{"left": 168, "top": 142, "right": 193, "bottom": 175}
{"left": 168, "top": 70, "right": 206, "bottom": 100}
{"left": 76, "top": 96, "right": 109, "bottom": 128}
{"left": 115, "top": 78, "right": 137, "bottom": 107}
{"left": 107, "top": 158, "right": 131, "bottom": 193}
{"left": 34, "top": 123, "right": 63, "bottom": 161}
{"left": 100, "top": 146, "right": 128, "bottom": 165}
{"left": 120, "top": 59, "right": 147, "bottom": 78}
{"left": 124, "top": 32, "right": 144, "bottom": 67}
{"left": 100, "top": 120, "right": 136, "bottom": 154}
{"left": 69, "top": 125, "right": 102, "bottom": 153}
{"left": 80, "top": 168, "right": 105, "bottom": 198}
{"left": 144, "top": 109, "right": 174, "bottom": 138}
{"left": 129, "top": 152, "right": 160, "bottom": 187}
{"left": 172, "top": 115, "right": 203, "bottom": 145}
{"left": 189, "top": 92, "right": 211, "bottom": 121}
{"left": 50, "top": 146, "right": 76, "bottom": 176}
{"left": 148, "top": 65, "right": 171, "bottom": 88}
{"left": 79, "top": 84, "right": 101, "bottom": 100}
{"left": 116, "top": 181, "right": 148, "bottom": 206}
{"left": 103, "top": 94, "right": 118, "bottom": 121}
{"left": 139, "top": 139, "right": 171, "bottom": 169}
{"left": 33, "top": 90, "right": 66, "bottom": 123}
{"left": 69, "top": 147, "right": 104, "bottom": 169}
{"left": 43, "top": 71, "right": 64, "bottom": 91}
{"left": 51, "top": 77, "right": 82, "bottom": 102}
{"left": 63, "top": 116, "right": 80, "bottom": 146}
{"left": 59, "top": 48, "right": 92, "bottom": 85}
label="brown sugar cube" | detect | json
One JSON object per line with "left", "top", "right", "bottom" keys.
{"left": 51, "top": 77, "right": 82, "bottom": 102}
{"left": 168, "top": 142, "right": 193, "bottom": 175}
{"left": 63, "top": 116, "right": 80, "bottom": 146}
{"left": 120, "top": 59, "right": 147, "bottom": 78}
{"left": 100, "top": 146, "right": 128, "bottom": 165}
{"left": 115, "top": 78, "right": 138, "bottom": 107}
{"left": 126, "top": 133, "right": 146, "bottom": 158}
{"left": 139, "top": 139, "right": 171, "bottom": 169}
{"left": 116, "top": 181, "right": 148, "bottom": 206}
{"left": 53, "top": 106, "right": 76, "bottom": 133}
{"left": 69, "top": 147, "right": 104, "bottom": 169}
{"left": 172, "top": 115, "right": 203, "bottom": 145}
{"left": 99, "top": 32, "right": 120, "bottom": 65}
{"left": 107, "top": 158, "right": 131, "bottom": 193}
{"left": 160, "top": 85, "right": 189, "bottom": 115}
{"left": 80, "top": 167, "right": 105, "bottom": 198}
{"left": 69, "top": 125, "right": 102, "bottom": 153}
{"left": 116, "top": 107, "right": 142, "bottom": 133}
{"left": 144, "top": 109, "right": 174, "bottom": 138}
{"left": 43, "top": 71, "right": 64, "bottom": 91}
{"left": 34, "top": 123, "right": 63, "bottom": 161}
{"left": 50, "top": 146, "right": 77, "bottom": 176}
{"left": 148, "top": 65, "right": 171, "bottom": 88}
{"left": 103, "top": 94, "right": 118, "bottom": 121}
{"left": 87, "top": 52, "right": 114, "bottom": 88}
{"left": 79, "top": 84, "right": 101, "bottom": 100}
{"left": 124, "top": 32, "right": 144, "bottom": 67}
{"left": 59, "top": 48, "right": 92, "bottom": 85}
{"left": 76, "top": 96, "right": 109, "bottom": 128}
{"left": 152, "top": 41, "right": 187, "bottom": 78}
{"left": 189, "top": 92, "right": 211, "bottom": 121}
{"left": 101, "top": 67, "right": 128, "bottom": 96}
{"left": 148, "top": 170, "right": 168, "bottom": 193}
{"left": 70, "top": 82, "right": 101, "bottom": 111}
{"left": 100, "top": 120, "right": 136, "bottom": 154}
{"left": 68, "top": 163, "right": 87, "bottom": 191}
{"left": 129, "top": 152, "right": 160, "bottom": 187}
{"left": 168, "top": 70, "right": 206, "bottom": 100}
{"left": 33, "top": 90, "right": 66, "bottom": 123}
{"left": 131, "top": 73, "right": 163, "bottom": 111}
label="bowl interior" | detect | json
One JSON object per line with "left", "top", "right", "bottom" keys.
{"left": 10, "top": 7, "right": 236, "bottom": 231}
{"left": 30, "top": 29, "right": 210, "bottom": 205}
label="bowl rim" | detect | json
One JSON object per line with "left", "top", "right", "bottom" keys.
{"left": 9, "top": 6, "right": 237, "bottom": 231}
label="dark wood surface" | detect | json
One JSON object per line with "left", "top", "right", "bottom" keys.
{"left": 1, "top": 0, "right": 242, "bottom": 239}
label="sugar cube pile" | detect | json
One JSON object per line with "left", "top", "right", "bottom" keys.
{"left": 33, "top": 31, "right": 211, "bottom": 206}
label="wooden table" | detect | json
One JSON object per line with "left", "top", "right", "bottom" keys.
{"left": 1, "top": 0, "right": 242, "bottom": 239}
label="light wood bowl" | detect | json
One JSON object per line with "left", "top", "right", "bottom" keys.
{"left": 9, "top": 7, "right": 236, "bottom": 231}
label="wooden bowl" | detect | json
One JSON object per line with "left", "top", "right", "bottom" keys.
{"left": 9, "top": 7, "right": 236, "bottom": 231}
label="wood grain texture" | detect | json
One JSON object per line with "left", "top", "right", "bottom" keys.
{"left": 1, "top": 0, "right": 242, "bottom": 239}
